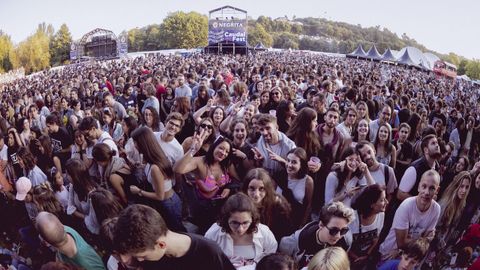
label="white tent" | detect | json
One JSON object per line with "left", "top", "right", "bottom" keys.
{"left": 396, "top": 47, "right": 430, "bottom": 69}
{"left": 423, "top": 52, "right": 441, "bottom": 71}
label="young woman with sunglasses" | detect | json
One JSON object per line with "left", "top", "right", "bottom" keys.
{"left": 279, "top": 201, "right": 354, "bottom": 268}
{"left": 181, "top": 117, "right": 216, "bottom": 157}
{"left": 205, "top": 193, "right": 277, "bottom": 268}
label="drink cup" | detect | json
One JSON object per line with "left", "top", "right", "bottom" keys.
{"left": 309, "top": 156, "right": 321, "bottom": 165}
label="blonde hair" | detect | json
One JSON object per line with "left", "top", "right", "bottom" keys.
{"left": 439, "top": 171, "right": 471, "bottom": 227}
{"left": 307, "top": 247, "right": 350, "bottom": 270}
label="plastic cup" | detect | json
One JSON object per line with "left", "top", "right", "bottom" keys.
{"left": 269, "top": 110, "right": 276, "bottom": 117}
{"left": 310, "top": 156, "right": 321, "bottom": 165}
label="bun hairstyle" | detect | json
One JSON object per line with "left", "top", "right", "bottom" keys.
{"left": 92, "top": 143, "right": 116, "bottom": 162}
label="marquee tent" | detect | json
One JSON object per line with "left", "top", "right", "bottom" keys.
{"left": 365, "top": 44, "right": 382, "bottom": 60}
{"left": 347, "top": 44, "right": 367, "bottom": 58}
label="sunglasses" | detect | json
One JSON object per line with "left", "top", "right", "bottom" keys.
{"left": 325, "top": 225, "right": 349, "bottom": 236}
{"left": 200, "top": 123, "right": 213, "bottom": 130}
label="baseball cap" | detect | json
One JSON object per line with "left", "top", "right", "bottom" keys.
{"left": 15, "top": 177, "right": 32, "bottom": 201}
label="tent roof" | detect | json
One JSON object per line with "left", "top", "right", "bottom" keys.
{"left": 382, "top": 48, "right": 397, "bottom": 62}
{"left": 209, "top": 5, "right": 247, "bottom": 14}
{"left": 348, "top": 44, "right": 367, "bottom": 57}
{"left": 397, "top": 47, "right": 430, "bottom": 69}
{"left": 365, "top": 44, "right": 382, "bottom": 60}
{"left": 396, "top": 49, "right": 419, "bottom": 67}
{"left": 423, "top": 52, "right": 440, "bottom": 70}
{"left": 254, "top": 42, "right": 267, "bottom": 49}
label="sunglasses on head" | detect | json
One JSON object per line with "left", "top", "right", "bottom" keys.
{"left": 200, "top": 123, "right": 213, "bottom": 130}
{"left": 325, "top": 225, "right": 349, "bottom": 236}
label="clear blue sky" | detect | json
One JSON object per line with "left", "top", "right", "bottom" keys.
{"left": 0, "top": 0, "right": 478, "bottom": 59}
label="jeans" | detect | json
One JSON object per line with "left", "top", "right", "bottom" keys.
{"left": 159, "top": 193, "right": 186, "bottom": 232}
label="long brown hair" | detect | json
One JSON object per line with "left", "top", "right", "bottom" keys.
{"left": 243, "top": 168, "right": 291, "bottom": 227}
{"left": 287, "top": 107, "right": 320, "bottom": 156}
{"left": 439, "top": 171, "right": 471, "bottom": 227}
{"left": 131, "top": 127, "right": 174, "bottom": 179}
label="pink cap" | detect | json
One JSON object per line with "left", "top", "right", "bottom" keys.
{"left": 15, "top": 177, "right": 32, "bottom": 201}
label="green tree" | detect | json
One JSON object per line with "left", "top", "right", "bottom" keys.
{"left": 0, "top": 31, "right": 15, "bottom": 73}
{"left": 457, "top": 59, "right": 468, "bottom": 75}
{"left": 248, "top": 23, "right": 273, "bottom": 47}
{"left": 446, "top": 52, "right": 460, "bottom": 66}
{"left": 127, "top": 28, "right": 146, "bottom": 52}
{"left": 273, "top": 32, "right": 298, "bottom": 49}
{"left": 466, "top": 60, "right": 480, "bottom": 80}
{"left": 159, "top": 11, "right": 208, "bottom": 49}
{"left": 50, "top": 23, "right": 72, "bottom": 65}
{"left": 14, "top": 24, "right": 51, "bottom": 73}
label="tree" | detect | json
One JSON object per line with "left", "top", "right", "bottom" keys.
{"left": 159, "top": 11, "right": 208, "bottom": 49}
{"left": 0, "top": 32, "right": 15, "bottom": 73}
{"left": 248, "top": 23, "right": 273, "bottom": 47}
{"left": 446, "top": 52, "right": 460, "bottom": 67}
{"left": 50, "top": 23, "right": 72, "bottom": 65}
{"left": 127, "top": 28, "right": 146, "bottom": 52}
{"left": 273, "top": 32, "right": 298, "bottom": 49}
{"left": 14, "top": 24, "right": 51, "bottom": 73}
{"left": 465, "top": 60, "right": 480, "bottom": 80}
{"left": 457, "top": 59, "right": 468, "bottom": 75}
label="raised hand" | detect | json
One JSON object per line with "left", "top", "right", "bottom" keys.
{"left": 266, "top": 148, "right": 286, "bottom": 164}
{"left": 252, "top": 147, "right": 264, "bottom": 162}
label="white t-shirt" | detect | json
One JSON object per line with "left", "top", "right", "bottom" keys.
{"left": 369, "top": 164, "right": 398, "bottom": 196}
{"left": 345, "top": 211, "right": 385, "bottom": 254}
{"left": 0, "top": 144, "right": 7, "bottom": 161}
{"left": 154, "top": 131, "right": 184, "bottom": 165}
{"left": 379, "top": 197, "right": 440, "bottom": 257}
{"left": 325, "top": 172, "right": 366, "bottom": 207}
{"left": 98, "top": 132, "right": 119, "bottom": 157}
{"left": 336, "top": 122, "right": 352, "bottom": 140}
{"left": 398, "top": 166, "right": 417, "bottom": 194}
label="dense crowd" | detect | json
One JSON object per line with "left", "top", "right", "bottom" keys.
{"left": 0, "top": 51, "right": 479, "bottom": 270}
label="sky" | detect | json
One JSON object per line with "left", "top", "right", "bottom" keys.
{"left": 0, "top": 0, "right": 478, "bottom": 59}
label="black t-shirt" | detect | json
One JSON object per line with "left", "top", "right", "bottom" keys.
{"left": 297, "top": 222, "right": 349, "bottom": 268}
{"left": 7, "top": 145, "right": 22, "bottom": 179}
{"left": 49, "top": 127, "right": 73, "bottom": 165}
{"left": 141, "top": 233, "right": 235, "bottom": 270}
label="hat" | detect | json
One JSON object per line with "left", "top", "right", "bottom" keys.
{"left": 15, "top": 177, "right": 32, "bottom": 201}
{"left": 303, "top": 86, "right": 318, "bottom": 100}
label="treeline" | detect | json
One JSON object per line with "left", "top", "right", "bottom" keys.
{"left": 1, "top": 12, "right": 480, "bottom": 79}
{"left": 0, "top": 23, "right": 72, "bottom": 74}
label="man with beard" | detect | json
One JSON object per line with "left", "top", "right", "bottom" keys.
{"left": 379, "top": 170, "right": 440, "bottom": 261}
{"left": 117, "top": 83, "right": 137, "bottom": 112}
{"left": 313, "top": 107, "right": 345, "bottom": 215}
{"left": 254, "top": 114, "right": 296, "bottom": 176}
{"left": 369, "top": 105, "right": 392, "bottom": 142}
{"left": 356, "top": 141, "right": 398, "bottom": 202}
{"left": 174, "top": 74, "right": 192, "bottom": 98}
{"left": 397, "top": 134, "right": 441, "bottom": 201}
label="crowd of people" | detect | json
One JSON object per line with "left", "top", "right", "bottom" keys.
{"left": 0, "top": 50, "right": 479, "bottom": 270}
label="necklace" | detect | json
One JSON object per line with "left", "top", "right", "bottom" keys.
{"left": 315, "top": 229, "right": 327, "bottom": 248}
